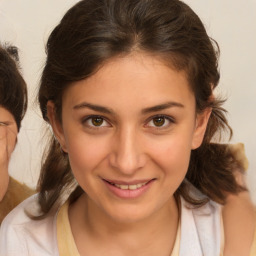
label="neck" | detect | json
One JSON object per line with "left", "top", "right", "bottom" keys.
{"left": 69, "top": 193, "right": 179, "bottom": 256}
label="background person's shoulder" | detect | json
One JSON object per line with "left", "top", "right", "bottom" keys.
{"left": 0, "top": 177, "right": 35, "bottom": 224}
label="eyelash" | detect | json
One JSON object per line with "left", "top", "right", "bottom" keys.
{"left": 0, "top": 121, "right": 9, "bottom": 126}
{"left": 82, "top": 115, "right": 111, "bottom": 129}
{"left": 145, "top": 115, "right": 175, "bottom": 129}
{"left": 81, "top": 114, "right": 175, "bottom": 130}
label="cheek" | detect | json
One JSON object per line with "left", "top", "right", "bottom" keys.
{"left": 152, "top": 140, "right": 191, "bottom": 199}
{"left": 147, "top": 132, "right": 193, "bottom": 177}
{"left": 7, "top": 129, "right": 17, "bottom": 156}
{"left": 158, "top": 143, "right": 191, "bottom": 173}
{"left": 65, "top": 134, "right": 109, "bottom": 178}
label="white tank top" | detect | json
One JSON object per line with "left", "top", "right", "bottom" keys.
{"left": 179, "top": 182, "right": 222, "bottom": 256}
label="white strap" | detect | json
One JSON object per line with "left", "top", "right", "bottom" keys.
{"left": 179, "top": 195, "right": 221, "bottom": 256}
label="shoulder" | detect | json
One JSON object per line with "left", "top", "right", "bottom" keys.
{"left": 8, "top": 177, "right": 35, "bottom": 200}
{"left": 0, "top": 194, "right": 59, "bottom": 256}
{"left": 1, "top": 193, "right": 36, "bottom": 227}
{"left": 250, "top": 212, "right": 256, "bottom": 256}
{"left": 0, "top": 195, "right": 36, "bottom": 254}
{"left": 0, "top": 177, "right": 34, "bottom": 223}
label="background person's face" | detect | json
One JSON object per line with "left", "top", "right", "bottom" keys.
{"left": 0, "top": 107, "right": 18, "bottom": 200}
{"left": 51, "top": 53, "right": 210, "bottom": 223}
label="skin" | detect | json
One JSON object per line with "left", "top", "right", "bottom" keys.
{"left": 0, "top": 107, "right": 18, "bottom": 201}
{"left": 48, "top": 53, "right": 210, "bottom": 255}
{"left": 222, "top": 143, "right": 255, "bottom": 255}
{"left": 223, "top": 171, "right": 255, "bottom": 256}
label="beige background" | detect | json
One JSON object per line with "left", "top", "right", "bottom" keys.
{"left": 0, "top": 0, "right": 256, "bottom": 202}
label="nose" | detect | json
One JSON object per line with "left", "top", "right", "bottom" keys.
{"left": 109, "top": 127, "right": 146, "bottom": 175}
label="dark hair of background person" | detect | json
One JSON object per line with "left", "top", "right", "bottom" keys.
{"left": 0, "top": 44, "right": 27, "bottom": 131}
{"left": 36, "top": 0, "right": 245, "bottom": 217}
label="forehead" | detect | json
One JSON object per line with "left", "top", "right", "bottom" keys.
{"left": 62, "top": 53, "right": 195, "bottom": 110}
{"left": 0, "top": 106, "right": 15, "bottom": 121}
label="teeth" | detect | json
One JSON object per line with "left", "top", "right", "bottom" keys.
{"left": 119, "top": 184, "right": 129, "bottom": 190}
{"left": 128, "top": 184, "right": 137, "bottom": 190}
{"left": 114, "top": 182, "right": 147, "bottom": 190}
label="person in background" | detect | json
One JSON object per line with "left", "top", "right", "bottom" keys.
{"left": 0, "top": 44, "right": 34, "bottom": 224}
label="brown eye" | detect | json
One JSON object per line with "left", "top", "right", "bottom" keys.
{"left": 91, "top": 117, "right": 104, "bottom": 126}
{"left": 146, "top": 115, "right": 174, "bottom": 129}
{"left": 83, "top": 116, "right": 111, "bottom": 128}
{"left": 152, "top": 117, "right": 165, "bottom": 127}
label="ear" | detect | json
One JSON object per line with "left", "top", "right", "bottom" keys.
{"left": 191, "top": 108, "right": 212, "bottom": 149}
{"left": 47, "top": 101, "right": 68, "bottom": 153}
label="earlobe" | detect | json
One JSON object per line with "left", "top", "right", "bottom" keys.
{"left": 47, "top": 101, "right": 68, "bottom": 152}
{"left": 191, "top": 108, "right": 212, "bottom": 149}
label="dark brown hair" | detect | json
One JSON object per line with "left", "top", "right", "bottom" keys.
{"left": 37, "top": 0, "right": 244, "bottom": 216}
{"left": 0, "top": 44, "right": 27, "bottom": 131}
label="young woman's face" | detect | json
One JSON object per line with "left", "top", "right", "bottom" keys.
{"left": 50, "top": 53, "right": 210, "bottom": 223}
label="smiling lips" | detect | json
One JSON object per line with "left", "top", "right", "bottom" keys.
{"left": 103, "top": 179, "right": 155, "bottom": 199}
{"left": 108, "top": 181, "right": 149, "bottom": 190}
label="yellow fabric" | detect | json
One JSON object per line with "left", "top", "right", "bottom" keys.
{"left": 220, "top": 212, "right": 224, "bottom": 256}
{"left": 0, "top": 177, "right": 34, "bottom": 224}
{"left": 57, "top": 201, "right": 80, "bottom": 256}
{"left": 170, "top": 220, "right": 180, "bottom": 256}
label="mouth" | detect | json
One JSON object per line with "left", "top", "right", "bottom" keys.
{"left": 102, "top": 178, "right": 156, "bottom": 200}
{"left": 104, "top": 180, "right": 153, "bottom": 190}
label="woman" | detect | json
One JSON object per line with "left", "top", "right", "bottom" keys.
{"left": 0, "top": 44, "right": 33, "bottom": 224}
{"left": 0, "top": 0, "right": 254, "bottom": 255}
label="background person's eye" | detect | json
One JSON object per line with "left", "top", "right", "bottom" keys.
{"left": 0, "top": 121, "right": 8, "bottom": 126}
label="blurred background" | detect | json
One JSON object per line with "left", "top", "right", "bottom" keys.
{"left": 0, "top": 0, "right": 255, "bottom": 202}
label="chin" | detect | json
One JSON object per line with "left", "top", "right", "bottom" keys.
{"left": 105, "top": 204, "right": 154, "bottom": 224}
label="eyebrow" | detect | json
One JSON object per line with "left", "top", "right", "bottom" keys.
{"left": 73, "top": 101, "right": 184, "bottom": 115}
{"left": 141, "top": 101, "right": 184, "bottom": 114}
{"left": 73, "top": 102, "right": 114, "bottom": 114}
